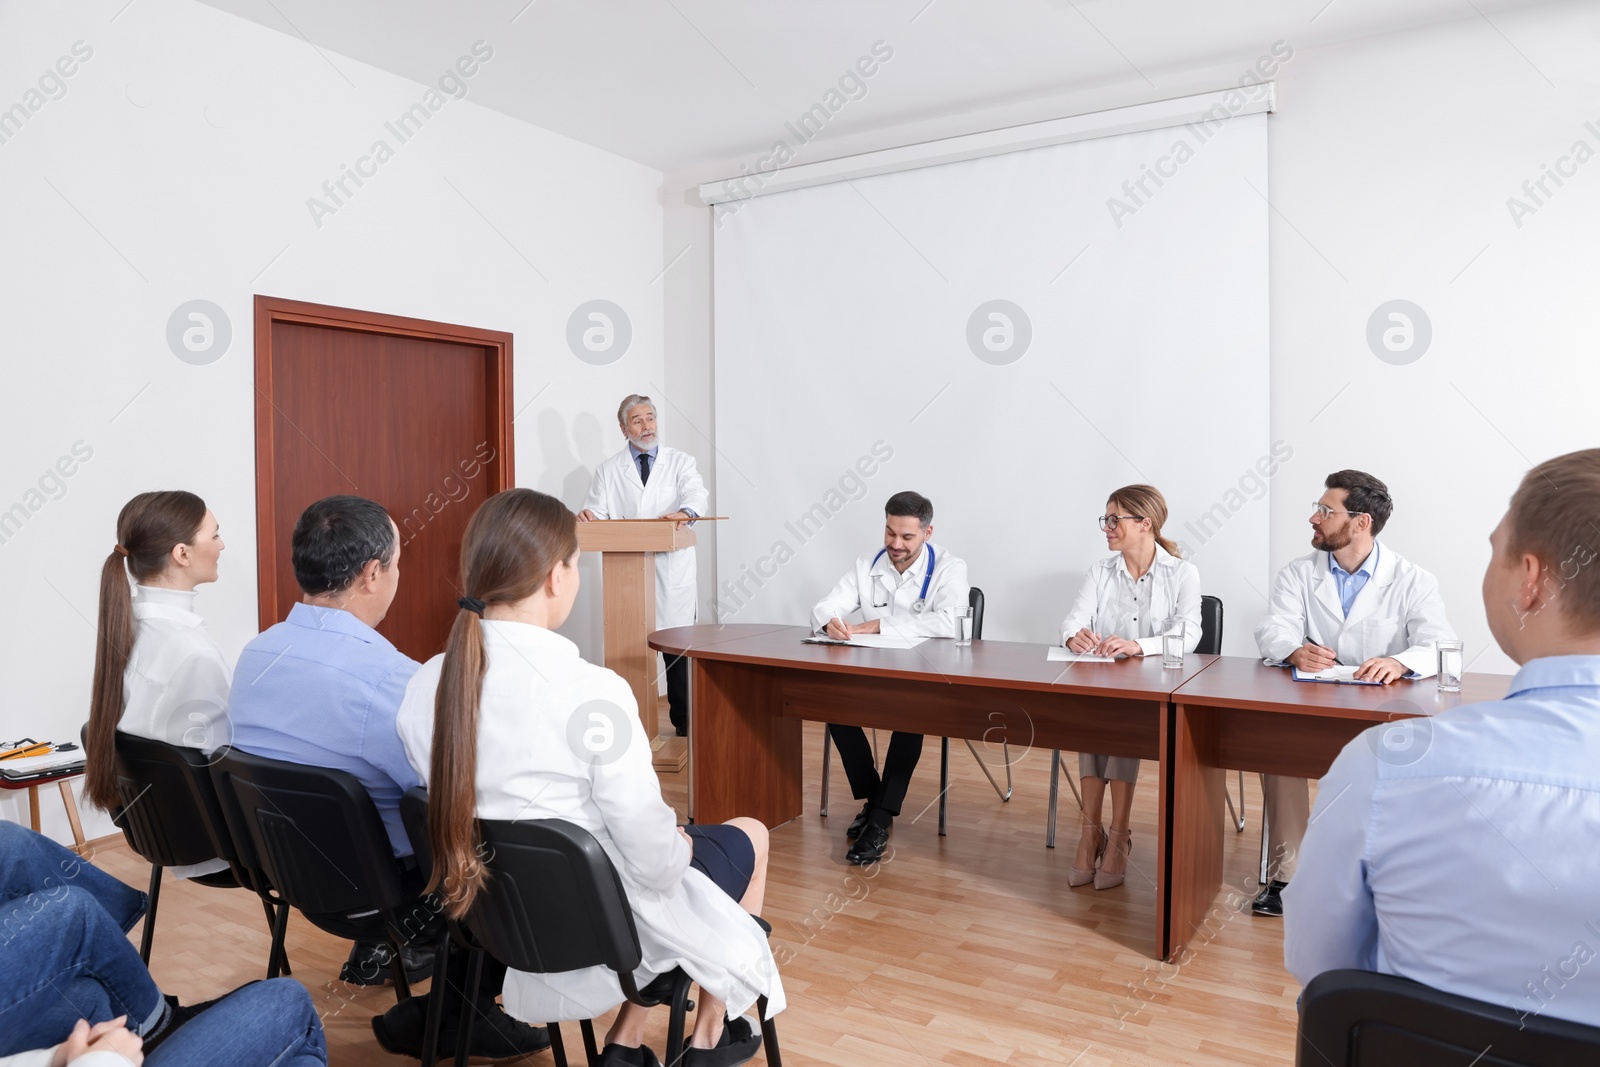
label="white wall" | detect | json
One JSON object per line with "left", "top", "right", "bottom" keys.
{"left": 665, "top": 0, "right": 1600, "bottom": 677}
{"left": 0, "top": 0, "right": 664, "bottom": 841}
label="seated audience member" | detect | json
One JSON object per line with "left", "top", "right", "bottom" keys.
{"left": 0, "top": 820, "right": 326, "bottom": 1066}
{"left": 1252, "top": 469, "right": 1455, "bottom": 917}
{"left": 1060, "top": 484, "right": 1201, "bottom": 891}
{"left": 85, "top": 491, "right": 232, "bottom": 879}
{"left": 398, "top": 488, "right": 783, "bottom": 1067}
{"left": 1285, "top": 449, "right": 1600, "bottom": 1027}
{"left": 227, "top": 495, "right": 546, "bottom": 1059}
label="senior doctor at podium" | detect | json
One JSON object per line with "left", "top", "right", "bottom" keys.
{"left": 579, "top": 393, "right": 709, "bottom": 737}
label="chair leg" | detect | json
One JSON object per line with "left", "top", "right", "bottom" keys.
{"left": 820, "top": 728, "right": 831, "bottom": 816}
{"left": 419, "top": 930, "right": 451, "bottom": 1067}
{"left": 267, "top": 901, "right": 290, "bottom": 980}
{"left": 1258, "top": 796, "right": 1273, "bottom": 885}
{"left": 757, "top": 994, "right": 782, "bottom": 1066}
{"left": 663, "top": 971, "right": 693, "bottom": 1067}
{"left": 963, "top": 739, "right": 1013, "bottom": 801}
{"left": 1046, "top": 751, "right": 1060, "bottom": 848}
{"left": 1225, "top": 769, "right": 1246, "bottom": 832}
{"left": 388, "top": 938, "right": 412, "bottom": 1003}
{"left": 938, "top": 737, "right": 949, "bottom": 837}
{"left": 260, "top": 898, "right": 290, "bottom": 976}
{"left": 139, "top": 864, "right": 162, "bottom": 964}
{"left": 454, "top": 948, "right": 486, "bottom": 1067}
{"left": 546, "top": 1021, "right": 568, "bottom": 1067}
{"left": 580, "top": 1018, "right": 599, "bottom": 1065}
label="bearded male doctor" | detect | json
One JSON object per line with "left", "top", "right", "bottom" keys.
{"left": 811, "top": 491, "right": 970, "bottom": 865}
{"left": 579, "top": 394, "right": 709, "bottom": 737}
{"left": 1251, "top": 469, "right": 1456, "bottom": 918}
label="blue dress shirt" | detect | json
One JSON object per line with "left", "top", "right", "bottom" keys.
{"left": 1327, "top": 543, "right": 1377, "bottom": 618}
{"left": 1285, "top": 655, "right": 1600, "bottom": 1027}
{"left": 228, "top": 603, "right": 422, "bottom": 858}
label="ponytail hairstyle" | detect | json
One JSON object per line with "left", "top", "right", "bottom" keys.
{"left": 428, "top": 488, "right": 579, "bottom": 918}
{"left": 1109, "top": 484, "right": 1180, "bottom": 559}
{"left": 87, "top": 491, "right": 208, "bottom": 811}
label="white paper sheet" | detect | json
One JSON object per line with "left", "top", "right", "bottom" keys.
{"left": 1047, "top": 647, "right": 1115, "bottom": 663}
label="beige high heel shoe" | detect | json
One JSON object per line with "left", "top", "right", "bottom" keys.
{"left": 1068, "top": 826, "right": 1108, "bottom": 887}
{"left": 1095, "top": 830, "right": 1133, "bottom": 890}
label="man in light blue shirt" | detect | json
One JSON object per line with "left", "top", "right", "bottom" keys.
{"left": 1286, "top": 448, "right": 1600, "bottom": 1028}
{"left": 228, "top": 495, "right": 549, "bottom": 1059}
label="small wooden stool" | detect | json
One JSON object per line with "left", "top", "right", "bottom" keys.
{"left": 0, "top": 770, "right": 88, "bottom": 855}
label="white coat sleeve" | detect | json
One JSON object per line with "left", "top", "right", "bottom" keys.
{"left": 0, "top": 1053, "right": 134, "bottom": 1067}
{"left": 1255, "top": 564, "right": 1309, "bottom": 665}
{"left": 810, "top": 567, "right": 863, "bottom": 635}
{"left": 1059, "top": 568, "right": 1101, "bottom": 646}
{"left": 879, "top": 557, "right": 969, "bottom": 639}
{"left": 587, "top": 681, "right": 693, "bottom": 893}
{"left": 1282, "top": 736, "right": 1381, "bottom": 985}
{"left": 1136, "top": 563, "right": 1203, "bottom": 657}
{"left": 1392, "top": 573, "right": 1454, "bottom": 678}
{"left": 582, "top": 465, "right": 612, "bottom": 519}
{"left": 674, "top": 456, "right": 710, "bottom": 518}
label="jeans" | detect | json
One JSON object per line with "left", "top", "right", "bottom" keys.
{"left": 149, "top": 979, "right": 327, "bottom": 1067}
{"left": 0, "top": 818, "right": 148, "bottom": 931}
{"left": 0, "top": 885, "right": 166, "bottom": 1053}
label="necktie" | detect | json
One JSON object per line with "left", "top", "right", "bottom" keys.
{"left": 637, "top": 451, "right": 652, "bottom": 485}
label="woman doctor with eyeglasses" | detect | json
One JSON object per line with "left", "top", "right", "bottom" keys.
{"left": 1058, "top": 484, "right": 1201, "bottom": 891}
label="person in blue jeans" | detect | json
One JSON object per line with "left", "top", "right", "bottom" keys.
{"left": 0, "top": 820, "right": 326, "bottom": 1066}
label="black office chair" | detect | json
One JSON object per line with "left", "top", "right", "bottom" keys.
{"left": 1299, "top": 969, "right": 1600, "bottom": 1065}
{"left": 90, "top": 729, "right": 283, "bottom": 971}
{"left": 400, "top": 789, "right": 782, "bottom": 1067}
{"left": 1045, "top": 595, "right": 1224, "bottom": 847}
{"left": 210, "top": 749, "right": 421, "bottom": 997}
{"left": 820, "top": 587, "right": 1008, "bottom": 835}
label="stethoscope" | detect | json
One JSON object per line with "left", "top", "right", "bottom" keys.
{"left": 870, "top": 545, "right": 935, "bottom": 612}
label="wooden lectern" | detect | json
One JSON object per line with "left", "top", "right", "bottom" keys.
{"left": 576, "top": 519, "right": 694, "bottom": 771}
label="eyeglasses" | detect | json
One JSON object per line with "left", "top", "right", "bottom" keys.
{"left": 1310, "top": 503, "right": 1364, "bottom": 521}
{"left": 1097, "top": 514, "right": 1142, "bottom": 532}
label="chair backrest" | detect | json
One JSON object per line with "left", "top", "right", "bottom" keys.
{"left": 210, "top": 748, "right": 406, "bottom": 918}
{"left": 106, "top": 731, "right": 238, "bottom": 870}
{"left": 968, "top": 586, "right": 985, "bottom": 640}
{"left": 1299, "top": 969, "right": 1600, "bottom": 1066}
{"left": 1197, "top": 595, "right": 1224, "bottom": 656}
{"left": 464, "top": 815, "right": 645, "bottom": 979}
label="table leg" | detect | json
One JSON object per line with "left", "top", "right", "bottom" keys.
{"left": 690, "top": 659, "right": 800, "bottom": 827}
{"left": 28, "top": 784, "right": 41, "bottom": 832}
{"left": 59, "top": 779, "right": 88, "bottom": 856}
{"left": 1165, "top": 702, "right": 1225, "bottom": 962}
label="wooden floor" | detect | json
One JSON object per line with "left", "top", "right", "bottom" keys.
{"left": 89, "top": 719, "right": 1304, "bottom": 1065}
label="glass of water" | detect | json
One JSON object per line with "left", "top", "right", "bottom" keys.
{"left": 954, "top": 608, "right": 973, "bottom": 647}
{"left": 1162, "top": 622, "right": 1186, "bottom": 669}
{"left": 1437, "top": 639, "right": 1464, "bottom": 692}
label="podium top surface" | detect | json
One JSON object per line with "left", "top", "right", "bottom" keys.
{"left": 577, "top": 520, "right": 697, "bottom": 553}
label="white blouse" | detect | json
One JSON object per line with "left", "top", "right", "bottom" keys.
{"left": 1058, "top": 546, "right": 1203, "bottom": 655}
{"left": 120, "top": 584, "right": 233, "bottom": 878}
{"left": 396, "top": 620, "right": 784, "bottom": 1024}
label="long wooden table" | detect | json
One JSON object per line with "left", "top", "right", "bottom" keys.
{"left": 650, "top": 623, "right": 1219, "bottom": 958}
{"left": 1166, "top": 656, "right": 1510, "bottom": 960}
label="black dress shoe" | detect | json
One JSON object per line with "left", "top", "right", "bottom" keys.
{"left": 340, "top": 940, "right": 435, "bottom": 986}
{"left": 845, "top": 801, "right": 873, "bottom": 840}
{"left": 846, "top": 822, "right": 890, "bottom": 865}
{"left": 1252, "top": 880, "right": 1288, "bottom": 917}
{"left": 684, "top": 1015, "right": 762, "bottom": 1067}
{"left": 371, "top": 997, "right": 551, "bottom": 1059}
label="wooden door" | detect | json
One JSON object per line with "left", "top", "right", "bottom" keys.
{"left": 253, "top": 296, "right": 513, "bottom": 662}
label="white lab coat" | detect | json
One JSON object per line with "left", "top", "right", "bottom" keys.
{"left": 1058, "top": 546, "right": 1203, "bottom": 656}
{"left": 1253, "top": 542, "right": 1455, "bottom": 677}
{"left": 120, "top": 584, "right": 233, "bottom": 878}
{"left": 583, "top": 445, "right": 710, "bottom": 630}
{"left": 396, "top": 621, "right": 783, "bottom": 1024}
{"left": 809, "top": 542, "right": 970, "bottom": 638}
